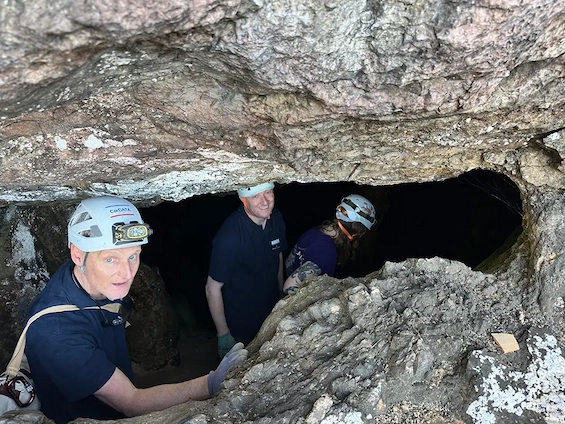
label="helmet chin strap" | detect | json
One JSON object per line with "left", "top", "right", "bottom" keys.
{"left": 80, "top": 251, "right": 89, "bottom": 273}
{"left": 337, "top": 220, "right": 356, "bottom": 241}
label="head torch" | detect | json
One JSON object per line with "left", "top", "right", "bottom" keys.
{"left": 112, "top": 222, "right": 153, "bottom": 246}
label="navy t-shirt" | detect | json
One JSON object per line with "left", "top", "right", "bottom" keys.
{"left": 209, "top": 206, "right": 286, "bottom": 344}
{"left": 285, "top": 227, "right": 337, "bottom": 277}
{"left": 25, "top": 260, "right": 132, "bottom": 424}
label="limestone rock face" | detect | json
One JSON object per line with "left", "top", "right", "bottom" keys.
{"left": 0, "top": 0, "right": 564, "bottom": 203}
{"left": 5, "top": 255, "right": 565, "bottom": 424}
{"left": 1, "top": 0, "right": 565, "bottom": 423}
{"left": 466, "top": 328, "right": 565, "bottom": 424}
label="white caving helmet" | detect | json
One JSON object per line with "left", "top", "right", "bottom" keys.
{"left": 68, "top": 196, "right": 152, "bottom": 252}
{"left": 336, "top": 194, "right": 377, "bottom": 230}
{"left": 237, "top": 182, "right": 275, "bottom": 198}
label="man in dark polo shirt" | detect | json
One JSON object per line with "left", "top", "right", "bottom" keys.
{"left": 25, "top": 196, "right": 247, "bottom": 424}
{"left": 206, "top": 182, "right": 287, "bottom": 358}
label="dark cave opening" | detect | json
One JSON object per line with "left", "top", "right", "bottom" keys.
{"left": 139, "top": 169, "right": 523, "bottom": 331}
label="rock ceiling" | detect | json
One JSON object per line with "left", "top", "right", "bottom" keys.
{"left": 0, "top": 0, "right": 563, "bottom": 205}
{"left": 1, "top": 1, "right": 565, "bottom": 423}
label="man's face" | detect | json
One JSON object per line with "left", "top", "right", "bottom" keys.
{"left": 80, "top": 245, "right": 142, "bottom": 300}
{"left": 241, "top": 189, "right": 275, "bottom": 224}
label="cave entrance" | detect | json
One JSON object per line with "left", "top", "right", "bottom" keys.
{"left": 139, "top": 168, "right": 523, "bottom": 332}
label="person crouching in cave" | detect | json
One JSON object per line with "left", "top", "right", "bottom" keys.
{"left": 24, "top": 196, "right": 247, "bottom": 424}
{"left": 283, "top": 194, "right": 376, "bottom": 295}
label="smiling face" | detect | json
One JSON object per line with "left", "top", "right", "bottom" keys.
{"left": 71, "top": 244, "right": 141, "bottom": 300}
{"left": 240, "top": 189, "right": 275, "bottom": 226}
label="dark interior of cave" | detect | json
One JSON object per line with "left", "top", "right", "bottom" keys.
{"left": 139, "top": 169, "right": 523, "bottom": 334}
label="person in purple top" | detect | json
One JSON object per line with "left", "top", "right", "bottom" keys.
{"left": 283, "top": 194, "right": 377, "bottom": 295}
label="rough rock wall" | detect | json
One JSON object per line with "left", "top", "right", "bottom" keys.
{"left": 1, "top": 0, "right": 565, "bottom": 423}
{"left": 0, "top": 0, "right": 563, "bottom": 203}
{"left": 4, "top": 252, "right": 565, "bottom": 424}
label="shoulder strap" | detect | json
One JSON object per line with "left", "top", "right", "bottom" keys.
{"left": 5, "top": 303, "right": 121, "bottom": 378}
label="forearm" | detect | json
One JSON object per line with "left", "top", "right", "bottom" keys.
{"left": 125, "top": 376, "right": 209, "bottom": 416}
{"left": 205, "top": 279, "right": 229, "bottom": 335}
{"left": 283, "top": 261, "right": 322, "bottom": 291}
{"left": 96, "top": 369, "right": 209, "bottom": 417}
{"left": 278, "top": 253, "right": 284, "bottom": 290}
{"left": 283, "top": 273, "right": 301, "bottom": 291}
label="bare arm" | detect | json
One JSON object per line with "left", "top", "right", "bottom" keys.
{"left": 282, "top": 261, "right": 322, "bottom": 292}
{"left": 278, "top": 252, "right": 284, "bottom": 290}
{"left": 205, "top": 276, "right": 229, "bottom": 336}
{"left": 95, "top": 367, "right": 209, "bottom": 417}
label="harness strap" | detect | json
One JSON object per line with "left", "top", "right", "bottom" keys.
{"left": 5, "top": 303, "right": 121, "bottom": 378}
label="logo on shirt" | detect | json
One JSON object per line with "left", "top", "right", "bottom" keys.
{"left": 271, "top": 238, "right": 281, "bottom": 251}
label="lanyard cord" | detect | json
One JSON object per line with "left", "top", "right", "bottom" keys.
{"left": 71, "top": 269, "right": 112, "bottom": 326}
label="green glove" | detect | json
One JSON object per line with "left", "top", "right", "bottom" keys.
{"left": 217, "top": 331, "right": 237, "bottom": 359}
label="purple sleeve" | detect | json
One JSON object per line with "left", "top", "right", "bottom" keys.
{"left": 301, "top": 232, "right": 337, "bottom": 277}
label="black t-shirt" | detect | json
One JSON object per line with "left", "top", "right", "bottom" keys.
{"left": 209, "top": 206, "right": 286, "bottom": 344}
{"left": 25, "top": 260, "right": 131, "bottom": 424}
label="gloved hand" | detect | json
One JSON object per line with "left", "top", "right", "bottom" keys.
{"left": 217, "top": 331, "right": 237, "bottom": 359}
{"left": 208, "top": 342, "right": 248, "bottom": 396}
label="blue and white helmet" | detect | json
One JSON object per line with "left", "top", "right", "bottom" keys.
{"left": 68, "top": 196, "right": 152, "bottom": 252}
{"left": 336, "top": 194, "right": 376, "bottom": 230}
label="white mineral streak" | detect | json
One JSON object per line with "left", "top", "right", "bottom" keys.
{"left": 467, "top": 333, "right": 565, "bottom": 423}
{"left": 10, "top": 221, "right": 36, "bottom": 264}
{"left": 319, "top": 411, "right": 364, "bottom": 424}
{"left": 306, "top": 394, "right": 333, "bottom": 424}
{"left": 78, "top": 128, "right": 139, "bottom": 150}
{"left": 8, "top": 220, "right": 50, "bottom": 283}
{"left": 89, "top": 167, "right": 244, "bottom": 202}
{"left": 0, "top": 187, "right": 77, "bottom": 203}
{"left": 54, "top": 135, "right": 67, "bottom": 150}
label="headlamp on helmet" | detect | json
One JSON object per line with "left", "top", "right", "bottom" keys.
{"left": 112, "top": 222, "right": 152, "bottom": 245}
{"left": 68, "top": 196, "right": 152, "bottom": 252}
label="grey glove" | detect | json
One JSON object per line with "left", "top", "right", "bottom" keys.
{"left": 217, "top": 331, "right": 237, "bottom": 359}
{"left": 208, "top": 342, "right": 248, "bottom": 396}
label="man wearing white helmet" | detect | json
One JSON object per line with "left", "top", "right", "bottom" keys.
{"left": 283, "top": 194, "right": 376, "bottom": 295}
{"left": 206, "top": 182, "right": 287, "bottom": 358}
{"left": 25, "top": 196, "right": 247, "bottom": 424}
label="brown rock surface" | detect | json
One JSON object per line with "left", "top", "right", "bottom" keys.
{"left": 1, "top": 0, "right": 565, "bottom": 423}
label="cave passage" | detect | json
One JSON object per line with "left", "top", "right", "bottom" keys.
{"left": 140, "top": 169, "right": 522, "bottom": 330}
